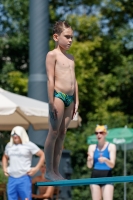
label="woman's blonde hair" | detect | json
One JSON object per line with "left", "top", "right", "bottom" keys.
{"left": 95, "top": 125, "right": 107, "bottom": 133}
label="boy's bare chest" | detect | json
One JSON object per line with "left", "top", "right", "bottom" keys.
{"left": 55, "top": 58, "right": 74, "bottom": 71}
{"left": 38, "top": 186, "right": 47, "bottom": 194}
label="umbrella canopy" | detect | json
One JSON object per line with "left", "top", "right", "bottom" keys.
{"left": 0, "top": 88, "right": 81, "bottom": 131}
{"left": 87, "top": 127, "right": 133, "bottom": 145}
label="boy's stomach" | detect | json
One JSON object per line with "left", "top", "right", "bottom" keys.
{"left": 55, "top": 80, "right": 75, "bottom": 96}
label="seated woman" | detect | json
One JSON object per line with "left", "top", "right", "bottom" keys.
{"left": 32, "top": 163, "right": 55, "bottom": 200}
{"left": 87, "top": 125, "right": 116, "bottom": 200}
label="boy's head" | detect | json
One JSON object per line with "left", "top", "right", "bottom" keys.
{"left": 53, "top": 21, "right": 72, "bottom": 35}
{"left": 40, "top": 162, "right": 46, "bottom": 174}
{"left": 53, "top": 21, "right": 73, "bottom": 50}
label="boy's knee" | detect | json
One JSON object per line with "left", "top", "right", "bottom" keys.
{"left": 52, "top": 130, "right": 59, "bottom": 136}
{"left": 58, "top": 128, "right": 67, "bottom": 139}
{"left": 63, "top": 128, "right": 67, "bottom": 135}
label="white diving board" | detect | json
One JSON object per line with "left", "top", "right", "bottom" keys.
{"left": 36, "top": 175, "right": 133, "bottom": 187}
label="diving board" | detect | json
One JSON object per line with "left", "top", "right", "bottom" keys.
{"left": 36, "top": 175, "right": 133, "bottom": 187}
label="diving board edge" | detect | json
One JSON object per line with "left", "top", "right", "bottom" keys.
{"left": 36, "top": 175, "right": 133, "bottom": 187}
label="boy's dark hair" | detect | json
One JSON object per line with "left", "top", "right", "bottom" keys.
{"left": 53, "top": 21, "right": 71, "bottom": 35}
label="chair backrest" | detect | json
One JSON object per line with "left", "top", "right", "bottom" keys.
{"left": 0, "top": 183, "right": 6, "bottom": 189}
{"left": 0, "top": 183, "right": 6, "bottom": 200}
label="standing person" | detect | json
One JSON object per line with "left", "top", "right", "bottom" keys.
{"left": 32, "top": 162, "right": 55, "bottom": 200}
{"left": 2, "top": 126, "right": 44, "bottom": 200}
{"left": 87, "top": 125, "right": 116, "bottom": 200}
{"left": 44, "top": 21, "right": 79, "bottom": 181}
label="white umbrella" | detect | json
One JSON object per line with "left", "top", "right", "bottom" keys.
{"left": 0, "top": 88, "right": 81, "bottom": 130}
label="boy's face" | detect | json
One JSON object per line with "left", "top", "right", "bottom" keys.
{"left": 53, "top": 27, "right": 73, "bottom": 50}
{"left": 40, "top": 164, "right": 46, "bottom": 173}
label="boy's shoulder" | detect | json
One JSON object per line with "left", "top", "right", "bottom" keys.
{"left": 47, "top": 49, "right": 57, "bottom": 55}
{"left": 46, "top": 49, "right": 57, "bottom": 59}
{"left": 32, "top": 175, "right": 41, "bottom": 183}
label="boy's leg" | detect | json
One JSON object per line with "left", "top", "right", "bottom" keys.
{"left": 53, "top": 102, "right": 74, "bottom": 179}
{"left": 44, "top": 98, "right": 65, "bottom": 181}
{"left": 7, "top": 177, "right": 18, "bottom": 200}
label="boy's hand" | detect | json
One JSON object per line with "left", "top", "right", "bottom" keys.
{"left": 49, "top": 104, "right": 58, "bottom": 120}
{"left": 72, "top": 103, "right": 78, "bottom": 119}
{"left": 32, "top": 194, "right": 37, "bottom": 198}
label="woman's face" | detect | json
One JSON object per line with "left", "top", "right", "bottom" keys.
{"left": 95, "top": 128, "right": 106, "bottom": 142}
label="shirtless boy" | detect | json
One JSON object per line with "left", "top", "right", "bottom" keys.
{"left": 44, "top": 21, "right": 79, "bottom": 181}
{"left": 32, "top": 163, "right": 55, "bottom": 200}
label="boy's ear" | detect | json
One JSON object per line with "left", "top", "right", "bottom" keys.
{"left": 53, "top": 33, "right": 58, "bottom": 41}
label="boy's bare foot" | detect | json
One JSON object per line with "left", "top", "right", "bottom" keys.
{"left": 55, "top": 172, "right": 66, "bottom": 180}
{"left": 45, "top": 172, "right": 62, "bottom": 182}
{"left": 45, "top": 172, "right": 67, "bottom": 181}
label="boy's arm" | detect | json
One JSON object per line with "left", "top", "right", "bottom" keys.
{"left": 42, "top": 186, "right": 55, "bottom": 198}
{"left": 72, "top": 56, "right": 79, "bottom": 118}
{"left": 74, "top": 80, "right": 79, "bottom": 107}
{"left": 46, "top": 51, "right": 56, "bottom": 105}
{"left": 32, "top": 186, "right": 55, "bottom": 199}
{"left": 46, "top": 51, "right": 57, "bottom": 120}
{"left": 32, "top": 177, "right": 38, "bottom": 194}
{"left": 73, "top": 80, "right": 79, "bottom": 118}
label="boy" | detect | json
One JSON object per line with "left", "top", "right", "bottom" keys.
{"left": 44, "top": 21, "right": 79, "bottom": 181}
{"left": 32, "top": 163, "right": 55, "bottom": 200}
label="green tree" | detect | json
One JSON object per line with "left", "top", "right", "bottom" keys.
{"left": 0, "top": 1, "right": 29, "bottom": 94}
